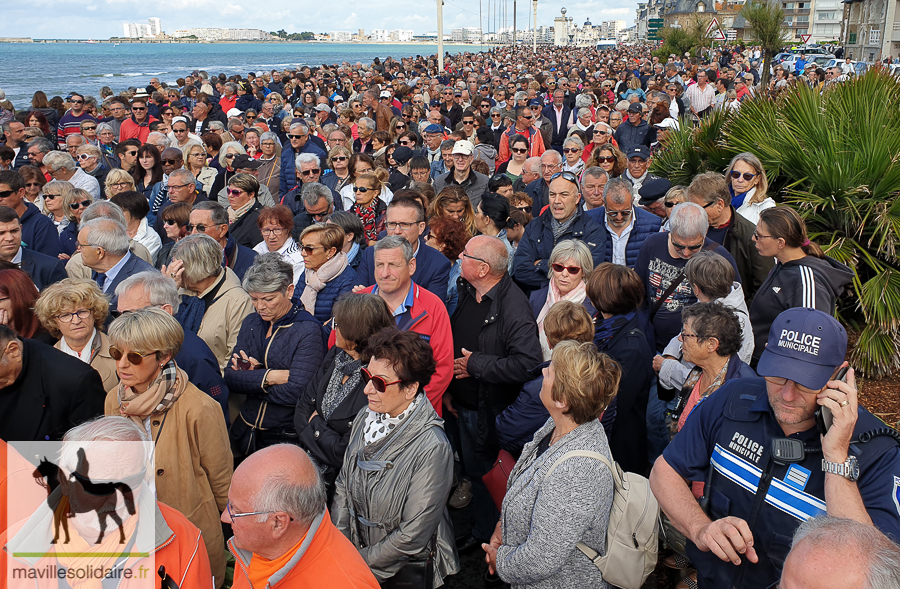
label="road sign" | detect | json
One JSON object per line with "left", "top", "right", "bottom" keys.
{"left": 712, "top": 28, "right": 727, "bottom": 41}
{"left": 649, "top": 19, "right": 664, "bottom": 26}
{"left": 800, "top": 34, "right": 811, "bottom": 43}
{"left": 648, "top": 31, "right": 660, "bottom": 40}
{"left": 705, "top": 17, "right": 720, "bottom": 35}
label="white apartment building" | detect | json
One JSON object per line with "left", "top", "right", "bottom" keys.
{"left": 330, "top": 31, "right": 353, "bottom": 42}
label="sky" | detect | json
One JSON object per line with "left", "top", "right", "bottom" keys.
{"left": 1, "top": 0, "right": 634, "bottom": 39}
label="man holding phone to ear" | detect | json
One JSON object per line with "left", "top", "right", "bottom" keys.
{"left": 650, "top": 307, "right": 900, "bottom": 589}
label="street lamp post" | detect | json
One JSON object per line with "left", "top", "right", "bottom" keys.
{"left": 533, "top": 0, "right": 537, "bottom": 50}
{"left": 437, "top": 0, "right": 444, "bottom": 72}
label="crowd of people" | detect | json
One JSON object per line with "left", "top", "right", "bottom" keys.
{"left": 0, "top": 40, "right": 898, "bottom": 589}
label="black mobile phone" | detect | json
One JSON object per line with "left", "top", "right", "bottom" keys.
{"left": 816, "top": 366, "right": 850, "bottom": 435}
{"left": 235, "top": 357, "right": 253, "bottom": 371}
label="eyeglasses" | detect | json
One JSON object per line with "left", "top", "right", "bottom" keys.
{"left": 385, "top": 221, "right": 421, "bottom": 231}
{"left": 462, "top": 251, "right": 487, "bottom": 263}
{"left": 226, "top": 501, "right": 285, "bottom": 523}
{"left": 753, "top": 231, "right": 774, "bottom": 240}
{"left": 679, "top": 330, "right": 702, "bottom": 341}
{"left": 300, "top": 244, "right": 324, "bottom": 255}
{"left": 730, "top": 171, "right": 757, "bottom": 182}
{"left": 549, "top": 171, "right": 578, "bottom": 183}
{"left": 361, "top": 366, "right": 403, "bottom": 393}
{"left": 551, "top": 263, "right": 581, "bottom": 274}
{"left": 671, "top": 239, "right": 704, "bottom": 252}
{"left": 227, "top": 189, "right": 246, "bottom": 196}
{"left": 56, "top": 308, "right": 92, "bottom": 323}
{"left": 70, "top": 200, "right": 92, "bottom": 210}
{"left": 300, "top": 168, "right": 320, "bottom": 176}
{"left": 261, "top": 227, "right": 285, "bottom": 236}
{"left": 606, "top": 209, "right": 633, "bottom": 219}
{"left": 353, "top": 186, "right": 372, "bottom": 193}
{"left": 511, "top": 147, "right": 528, "bottom": 154}
{"left": 71, "top": 469, "right": 146, "bottom": 497}
{"left": 562, "top": 148, "right": 580, "bottom": 154}
{"left": 109, "top": 346, "right": 155, "bottom": 365}
{"left": 162, "top": 158, "right": 181, "bottom": 165}
{"left": 763, "top": 376, "right": 819, "bottom": 395}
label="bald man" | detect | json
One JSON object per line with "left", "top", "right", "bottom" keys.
{"left": 224, "top": 445, "right": 379, "bottom": 589}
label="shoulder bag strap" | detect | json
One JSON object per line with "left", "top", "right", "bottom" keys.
{"left": 650, "top": 271, "right": 686, "bottom": 319}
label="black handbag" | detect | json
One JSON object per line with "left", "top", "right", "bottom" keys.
{"left": 381, "top": 534, "right": 436, "bottom": 589}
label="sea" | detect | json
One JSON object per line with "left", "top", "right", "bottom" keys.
{"left": 0, "top": 42, "right": 478, "bottom": 107}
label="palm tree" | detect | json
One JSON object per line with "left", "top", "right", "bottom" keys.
{"left": 651, "top": 71, "right": 900, "bottom": 377}
{"left": 741, "top": 1, "right": 787, "bottom": 88}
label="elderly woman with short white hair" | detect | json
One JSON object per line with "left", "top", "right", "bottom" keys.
{"left": 256, "top": 130, "right": 282, "bottom": 196}
{"left": 561, "top": 136, "right": 586, "bottom": 176}
{"left": 529, "top": 239, "right": 596, "bottom": 360}
{"left": 181, "top": 141, "right": 217, "bottom": 197}
{"left": 209, "top": 140, "right": 247, "bottom": 203}
{"left": 103, "top": 306, "right": 233, "bottom": 588}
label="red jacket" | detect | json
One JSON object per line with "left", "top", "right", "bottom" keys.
{"left": 119, "top": 115, "right": 158, "bottom": 144}
{"left": 328, "top": 283, "right": 453, "bottom": 416}
{"left": 229, "top": 509, "right": 378, "bottom": 589}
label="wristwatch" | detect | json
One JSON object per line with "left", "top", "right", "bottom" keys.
{"left": 822, "top": 456, "right": 860, "bottom": 481}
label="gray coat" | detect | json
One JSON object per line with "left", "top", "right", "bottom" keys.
{"left": 332, "top": 396, "right": 460, "bottom": 586}
{"left": 497, "top": 418, "right": 615, "bottom": 589}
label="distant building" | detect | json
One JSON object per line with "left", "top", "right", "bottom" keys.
{"left": 843, "top": 0, "right": 899, "bottom": 60}
{"left": 330, "top": 31, "right": 353, "bottom": 42}
{"left": 122, "top": 17, "right": 162, "bottom": 38}
{"left": 170, "top": 28, "right": 273, "bottom": 40}
{"left": 370, "top": 29, "right": 389, "bottom": 42}
{"left": 390, "top": 29, "right": 415, "bottom": 41}
{"left": 601, "top": 19, "right": 626, "bottom": 39}
{"left": 451, "top": 27, "right": 483, "bottom": 42}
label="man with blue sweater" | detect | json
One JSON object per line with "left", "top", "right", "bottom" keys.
{"left": 279, "top": 121, "right": 326, "bottom": 197}
{"left": 586, "top": 177, "right": 661, "bottom": 268}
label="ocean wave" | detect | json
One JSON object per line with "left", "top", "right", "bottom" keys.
{"left": 123, "top": 73, "right": 143, "bottom": 76}
{"left": 103, "top": 73, "right": 114, "bottom": 77}
{"left": 143, "top": 72, "right": 167, "bottom": 75}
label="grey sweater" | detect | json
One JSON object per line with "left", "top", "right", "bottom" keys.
{"left": 497, "top": 418, "right": 615, "bottom": 589}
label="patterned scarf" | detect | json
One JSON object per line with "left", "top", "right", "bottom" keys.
{"left": 363, "top": 393, "right": 422, "bottom": 445}
{"left": 352, "top": 198, "right": 380, "bottom": 242}
{"left": 116, "top": 361, "right": 184, "bottom": 426}
{"left": 550, "top": 211, "right": 579, "bottom": 241}
{"left": 321, "top": 350, "right": 362, "bottom": 420}
{"left": 300, "top": 251, "right": 349, "bottom": 314}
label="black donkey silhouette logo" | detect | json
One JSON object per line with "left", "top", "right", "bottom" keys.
{"left": 33, "top": 448, "right": 137, "bottom": 545}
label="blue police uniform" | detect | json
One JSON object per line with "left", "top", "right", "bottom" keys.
{"left": 663, "top": 377, "right": 900, "bottom": 589}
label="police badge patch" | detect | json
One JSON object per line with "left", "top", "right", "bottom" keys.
{"left": 893, "top": 476, "right": 900, "bottom": 516}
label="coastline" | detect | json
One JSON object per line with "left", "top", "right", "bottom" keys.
{"left": 0, "top": 38, "right": 489, "bottom": 46}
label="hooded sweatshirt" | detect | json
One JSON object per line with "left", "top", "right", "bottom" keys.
{"left": 749, "top": 255, "right": 853, "bottom": 362}
{"left": 474, "top": 142, "right": 498, "bottom": 170}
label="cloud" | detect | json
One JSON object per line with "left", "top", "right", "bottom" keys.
{"left": 0, "top": 0, "right": 632, "bottom": 38}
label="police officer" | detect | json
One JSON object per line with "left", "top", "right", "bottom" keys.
{"left": 649, "top": 307, "right": 900, "bottom": 589}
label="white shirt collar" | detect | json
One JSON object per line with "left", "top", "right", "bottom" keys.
{"left": 11, "top": 247, "right": 22, "bottom": 265}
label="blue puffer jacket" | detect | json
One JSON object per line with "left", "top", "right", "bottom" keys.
{"left": 224, "top": 304, "right": 326, "bottom": 430}
{"left": 512, "top": 207, "right": 608, "bottom": 292}
{"left": 495, "top": 361, "right": 550, "bottom": 457}
{"left": 291, "top": 263, "right": 359, "bottom": 324}
{"left": 585, "top": 205, "right": 662, "bottom": 269}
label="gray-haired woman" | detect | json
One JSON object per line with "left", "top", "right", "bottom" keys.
{"left": 562, "top": 136, "right": 585, "bottom": 176}
{"left": 225, "top": 253, "right": 326, "bottom": 456}
{"left": 256, "top": 131, "right": 282, "bottom": 196}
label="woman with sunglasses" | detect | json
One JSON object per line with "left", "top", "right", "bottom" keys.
{"left": 135, "top": 144, "right": 164, "bottom": 205}
{"left": 561, "top": 136, "right": 586, "bottom": 176}
{"left": 388, "top": 116, "right": 407, "bottom": 144}
{"left": 42, "top": 179, "right": 73, "bottom": 233}
{"left": 110, "top": 190, "right": 162, "bottom": 265}
{"left": 583, "top": 121, "right": 615, "bottom": 162}
{"left": 530, "top": 240, "right": 596, "bottom": 360}
{"left": 333, "top": 327, "right": 459, "bottom": 586}
{"left": 296, "top": 223, "right": 357, "bottom": 323}
{"left": 748, "top": 206, "right": 853, "bottom": 368}
{"left": 35, "top": 278, "right": 118, "bottom": 391}
{"left": 181, "top": 142, "right": 217, "bottom": 198}
{"left": 294, "top": 293, "right": 394, "bottom": 497}
{"left": 209, "top": 141, "right": 247, "bottom": 202}
{"left": 724, "top": 152, "right": 774, "bottom": 225}
{"left": 58, "top": 188, "right": 93, "bottom": 259}
{"left": 155, "top": 202, "right": 191, "bottom": 270}
{"left": 496, "top": 134, "right": 529, "bottom": 182}
{"left": 226, "top": 253, "right": 326, "bottom": 458}
{"left": 349, "top": 171, "right": 389, "bottom": 245}
{"left": 586, "top": 144, "right": 626, "bottom": 179}
{"left": 74, "top": 144, "right": 110, "bottom": 199}
{"left": 430, "top": 185, "right": 477, "bottom": 236}
{"left": 661, "top": 184, "right": 686, "bottom": 232}
{"left": 104, "top": 307, "right": 232, "bottom": 587}
{"left": 19, "top": 165, "right": 47, "bottom": 214}
{"left": 327, "top": 145, "right": 353, "bottom": 191}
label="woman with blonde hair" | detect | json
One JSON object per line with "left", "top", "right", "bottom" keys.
{"left": 35, "top": 278, "right": 118, "bottom": 390}
{"left": 429, "top": 185, "right": 477, "bottom": 236}
{"left": 58, "top": 187, "right": 93, "bottom": 258}
{"left": 182, "top": 142, "right": 217, "bottom": 197}
{"left": 104, "top": 168, "right": 136, "bottom": 199}
{"left": 328, "top": 145, "right": 353, "bottom": 191}
{"left": 725, "top": 152, "right": 774, "bottom": 225}
{"left": 104, "top": 307, "right": 232, "bottom": 588}
{"left": 42, "top": 180, "right": 74, "bottom": 233}
{"left": 296, "top": 223, "right": 358, "bottom": 322}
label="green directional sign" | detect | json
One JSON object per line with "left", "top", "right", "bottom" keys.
{"left": 647, "top": 31, "right": 661, "bottom": 39}
{"left": 649, "top": 19, "right": 664, "bottom": 26}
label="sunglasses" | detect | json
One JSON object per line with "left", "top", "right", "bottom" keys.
{"left": 70, "top": 99, "right": 84, "bottom": 104}
{"left": 664, "top": 201, "right": 678, "bottom": 208}
{"left": 163, "top": 219, "right": 180, "bottom": 226}
{"left": 289, "top": 134, "right": 307, "bottom": 139}
{"left": 71, "top": 469, "right": 146, "bottom": 496}
{"left": 162, "top": 158, "right": 181, "bottom": 165}
{"left": 511, "top": 147, "right": 528, "bottom": 154}
{"left": 550, "top": 171, "right": 579, "bottom": 183}
{"left": 671, "top": 240, "right": 704, "bottom": 252}
{"left": 551, "top": 263, "right": 581, "bottom": 274}
{"left": 43, "top": 193, "right": 58, "bottom": 200}
{"left": 562, "top": 148, "right": 580, "bottom": 154}
{"left": 227, "top": 189, "right": 246, "bottom": 196}
{"left": 360, "top": 367, "right": 403, "bottom": 393}
{"left": 730, "top": 171, "right": 757, "bottom": 181}
{"left": 76, "top": 153, "right": 93, "bottom": 161}
{"left": 300, "top": 168, "right": 320, "bottom": 176}
{"left": 82, "top": 126, "right": 97, "bottom": 131}
{"left": 70, "top": 200, "right": 92, "bottom": 210}
{"left": 109, "top": 346, "right": 155, "bottom": 365}
{"left": 300, "top": 244, "right": 324, "bottom": 255}
{"left": 25, "top": 182, "right": 42, "bottom": 187}
{"left": 173, "top": 128, "right": 187, "bottom": 133}
{"left": 125, "top": 150, "right": 138, "bottom": 157}
{"left": 462, "top": 120, "right": 474, "bottom": 125}
{"left": 353, "top": 186, "right": 372, "bottom": 193}
{"left": 131, "top": 107, "right": 147, "bottom": 111}
{"left": 520, "top": 115, "right": 534, "bottom": 119}
{"left": 395, "top": 124, "right": 407, "bottom": 129}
